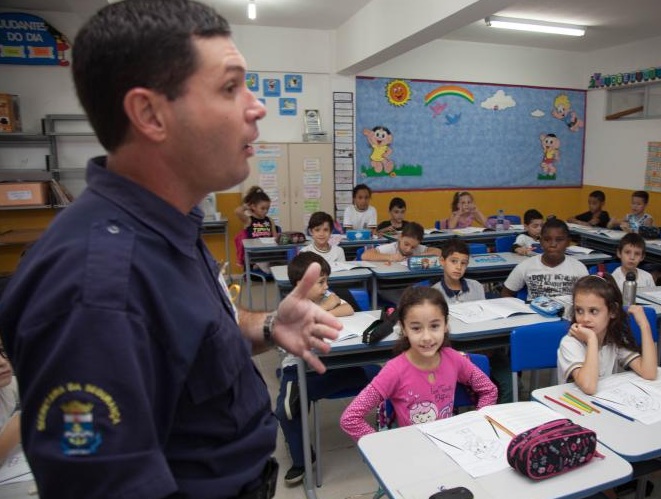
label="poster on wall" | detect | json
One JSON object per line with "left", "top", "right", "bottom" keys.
{"left": 645, "top": 142, "right": 661, "bottom": 193}
{"left": 0, "top": 13, "right": 71, "bottom": 66}
{"left": 356, "top": 76, "right": 586, "bottom": 191}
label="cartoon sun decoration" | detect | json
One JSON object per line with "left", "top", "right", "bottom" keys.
{"left": 386, "top": 79, "right": 411, "bottom": 107}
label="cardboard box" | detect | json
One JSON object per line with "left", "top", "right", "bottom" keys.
{"left": 0, "top": 182, "right": 49, "bottom": 207}
{"left": 0, "top": 94, "right": 22, "bottom": 133}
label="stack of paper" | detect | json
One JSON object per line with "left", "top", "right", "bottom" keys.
{"left": 565, "top": 245, "right": 596, "bottom": 255}
{"left": 593, "top": 373, "right": 661, "bottom": 424}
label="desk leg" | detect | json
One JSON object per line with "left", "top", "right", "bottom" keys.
{"left": 371, "top": 275, "right": 378, "bottom": 310}
{"left": 297, "top": 358, "right": 318, "bottom": 499}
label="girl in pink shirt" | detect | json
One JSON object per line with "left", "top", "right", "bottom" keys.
{"left": 340, "top": 287, "right": 497, "bottom": 441}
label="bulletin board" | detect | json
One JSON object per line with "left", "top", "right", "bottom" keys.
{"left": 356, "top": 76, "right": 586, "bottom": 191}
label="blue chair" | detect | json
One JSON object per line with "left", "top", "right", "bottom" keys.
{"left": 356, "top": 246, "right": 366, "bottom": 261}
{"left": 286, "top": 247, "right": 299, "bottom": 262}
{"left": 312, "top": 364, "right": 381, "bottom": 486}
{"left": 348, "top": 288, "right": 370, "bottom": 312}
{"left": 495, "top": 235, "right": 517, "bottom": 253}
{"left": 588, "top": 262, "right": 619, "bottom": 275}
{"left": 454, "top": 353, "right": 491, "bottom": 409}
{"left": 468, "top": 243, "right": 488, "bottom": 254}
{"left": 510, "top": 320, "right": 571, "bottom": 401}
{"left": 629, "top": 306, "right": 659, "bottom": 345}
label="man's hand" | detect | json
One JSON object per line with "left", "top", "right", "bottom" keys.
{"left": 273, "top": 263, "right": 341, "bottom": 373}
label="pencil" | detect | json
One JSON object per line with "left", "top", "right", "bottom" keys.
{"left": 559, "top": 395, "right": 590, "bottom": 413}
{"left": 484, "top": 415, "right": 516, "bottom": 438}
{"left": 591, "top": 400, "right": 635, "bottom": 422}
{"left": 487, "top": 418, "right": 501, "bottom": 439}
{"left": 564, "top": 391, "right": 600, "bottom": 413}
{"left": 544, "top": 395, "right": 583, "bottom": 415}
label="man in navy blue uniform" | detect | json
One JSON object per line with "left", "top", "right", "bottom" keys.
{"left": 0, "top": 1, "right": 341, "bottom": 498}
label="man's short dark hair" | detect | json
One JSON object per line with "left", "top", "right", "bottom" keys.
{"left": 308, "top": 212, "right": 334, "bottom": 231}
{"left": 73, "top": 0, "right": 231, "bottom": 152}
{"left": 618, "top": 232, "right": 646, "bottom": 253}
{"left": 442, "top": 238, "right": 469, "bottom": 259}
{"left": 541, "top": 217, "right": 570, "bottom": 237}
{"left": 524, "top": 209, "right": 543, "bottom": 225}
{"left": 589, "top": 190, "right": 606, "bottom": 203}
{"left": 287, "top": 252, "right": 330, "bottom": 286}
{"left": 401, "top": 221, "right": 424, "bottom": 241}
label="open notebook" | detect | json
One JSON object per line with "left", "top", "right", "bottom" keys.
{"left": 449, "top": 298, "right": 535, "bottom": 324}
{"left": 417, "top": 402, "right": 564, "bottom": 478}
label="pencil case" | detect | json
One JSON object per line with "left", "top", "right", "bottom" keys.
{"left": 275, "top": 231, "right": 306, "bottom": 244}
{"left": 362, "top": 306, "right": 399, "bottom": 344}
{"left": 529, "top": 296, "right": 565, "bottom": 317}
{"left": 407, "top": 255, "right": 441, "bottom": 270}
{"left": 346, "top": 229, "right": 372, "bottom": 241}
{"left": 506, "top": 418, "right": 600, "bottom": 480}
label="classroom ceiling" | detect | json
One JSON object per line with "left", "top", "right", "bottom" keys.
{"left": 0, "top": 0, "right": 659, "bottom": 53}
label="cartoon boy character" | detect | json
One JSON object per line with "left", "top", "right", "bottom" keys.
{"left": 552, "top": 94, "right": 583, "bottom": 132}
{"left": 363, "top": 126, "right": 394, "bottom": 175}
{"left": 539, "top": 133, "right": 560, "bottom": 177}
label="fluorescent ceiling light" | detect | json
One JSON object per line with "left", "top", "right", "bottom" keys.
{"left": 485, "top": 16, "right": 585, "bottom": 37}
{"left": 247, "top": 1, "right": 257, "bottom": 20}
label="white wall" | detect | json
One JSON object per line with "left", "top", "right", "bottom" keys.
{"left": 580, "top": 35, "right": 661, "bottom": 190}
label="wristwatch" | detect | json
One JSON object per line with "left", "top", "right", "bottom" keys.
{"left": 263, "top": 311, "right": 277, "bottom": 346}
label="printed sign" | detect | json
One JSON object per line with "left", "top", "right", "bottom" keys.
{"left": 0, "top": 13, "right": 70, "bottom": 66}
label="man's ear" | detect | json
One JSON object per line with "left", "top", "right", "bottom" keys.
{"left": 123, "top": 87, "right": 168, "bottom": 143}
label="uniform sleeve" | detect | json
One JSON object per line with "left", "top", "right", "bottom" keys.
{"left": 557, "top": 334, "right": 584, "bottom": 384}
{"left": 503, "top": 261, "right": 526, "bottom": 294}
{"left": 16, "top": 304, "right": 177, "bottom": 499}
{"left": 616, "top": 345, "right": 641, "bottom": 370}
{"left": 513, "top": 234, "right": 527, "bottom": 248}
{"left": 340, "top": 384, "right": 383, "bottom": 442}
{"left": 343, "top": 206, "right": 353, "bottom": 227}
{"left": 367, "top": 207, "right": 377, "bottom": 227}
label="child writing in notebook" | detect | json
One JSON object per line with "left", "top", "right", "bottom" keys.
{"left": 568, "top": 190, "right": 610, "bottom": 228}
{"left": 376, "top": 197, "right": 409, "bottom": 236}
{"left": 557, "top": 274, "right": 657, "bottom": 394}
{"left": 343, "top": 184, "right": 377, "bottom": 231}
{"left": 0, "top": 341, "right": 22, "bottom": 466}
{"left": 340, "top": 287, "right": 497, "bottom": 441}
{"left": 444, "top": 191, "right": 489, "bottom": 229}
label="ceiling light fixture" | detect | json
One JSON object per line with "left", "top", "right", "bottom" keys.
{"left": 247, "top": 0, "right": 257, "bottom": 20}
{"left": 485, "top": 16, "right": 586, "bottom": 37}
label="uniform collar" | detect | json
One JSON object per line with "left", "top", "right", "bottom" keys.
{"left": 86, "top": 156, "right": 201, "bottom": 259}
{"left": 440, "top": 276, "right": 469, "bottom": 296}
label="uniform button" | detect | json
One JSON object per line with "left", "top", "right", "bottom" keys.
{"left": 107, "top": 224, "right": 120, "bottom": 234}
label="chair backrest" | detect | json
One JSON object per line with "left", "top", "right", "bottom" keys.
{"left": 629, "top": 306, "right": 659, "bottom": 345}
{"left": 510, "top": 320, "right": 571, "bottom": 373}
{"left": 495, "top": 235, "right": 517, "bottom": 253}
{"left": 356, "top": 246, "right": 366, "bottom": 261}
{"left": 488, "top": 214, "right": 521, "bottom": 225}
{"left": 234, "top": 229, "right": 249, "bottom": 268}
{"left": 286, "top": 247, "right": 299, "bottom": 262}
{"left": 468, "top": 243, "right": 488, "bottom": 254}
{"left": 454, "top": 353, "right": 491, "bottom": 408}
{"left": 348, "top": 288, "right": 371, "bottom": 311}
{"left": 588, "top": 262, "right": 619, "bottom": 275}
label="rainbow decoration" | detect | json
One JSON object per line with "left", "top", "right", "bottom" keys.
{"left": 424, "top": 85, "right": 474, "bottom": 106}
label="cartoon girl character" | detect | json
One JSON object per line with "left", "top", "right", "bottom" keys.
{"left": 408, "top": 401, "right": 439, "bottom": 424}
{"left": 540, "top": 133, "right": 560, "bottom": 177}
{"left": 552, "top": 94, "right": 583, "bottom": 132}
{"left": 363, "top": 126, "right": 395, "bottom": 175}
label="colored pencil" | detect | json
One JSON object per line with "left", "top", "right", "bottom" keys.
{"left": 559, "top": 396, "right": 590, "bottom": 413}
{"left": 484, "top": 415, "right": 516, "bottom": 438}
{"left": 544, "top": 395, "right": 583, "bottom": 415}
{"left": 564, "top": 392, "right": 600, "bottom": 413}
{"left": 591, "top": 400, "right": 635, "bottom": 422}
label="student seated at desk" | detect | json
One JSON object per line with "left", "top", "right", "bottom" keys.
{"left": 432, "top": 238, "right": 484, "bottom": 303}
{"left": 275, "top": 252, "right": 374, "bottom": 486}
{"left": 512, "top": 209, "right": 543, "bottom": 256}
{"left": 441, "top": 191, "right": 488, "bottom": 229}
{"left": 376, "top": 197, "right": 409, "bottom": 236}
{"left": 612, "top": 232, "right": 656, "bottom": 291}
{"left": 0, "top": 342, "right": 23, "bottom": 467}
{"left": 557, "top": 274, "right": 657, "bottom": 394}
{"left": 340, "top": 287, "right": 497, "bottom": 441}
{"left": 362, "top": 222, "right": 441, "bottom": 263}
{"left": 502, "top": 218, "right": 588, "bottom": 301}
{"left": 343, "top": 184, "right": 377, "bottom": 231}
{"left": 607, "top": 190, "right": 654, "bottom": 232}
{"left": 300, "top": 211, "right": 346, "bottom": 263}
{"left": 568, "top": 190, "right": 610, "bottom": 228}
{"left": 235, "top": 185, "right": 278, "bottom": 274}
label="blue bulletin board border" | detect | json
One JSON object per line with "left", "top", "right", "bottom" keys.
{"left": 356, "top": 76, "right": 586, "bottom": 192}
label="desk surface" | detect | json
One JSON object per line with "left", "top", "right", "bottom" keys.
{"left": 532, "top": 369, "right": 661, "bottom": 462}
{"left": 358, "top": 414, "right": 631, "bottom": 499}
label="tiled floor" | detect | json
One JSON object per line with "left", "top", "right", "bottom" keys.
{"left": 246, "top": 281, "right": 661, "bottom": 499}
